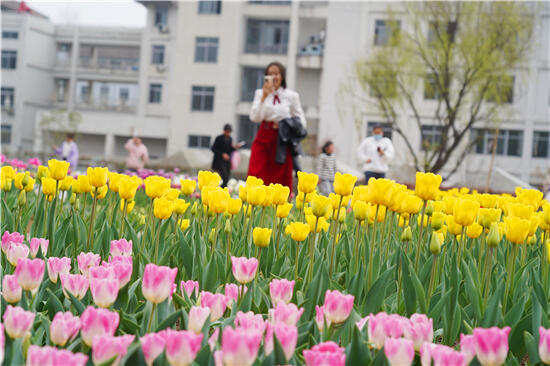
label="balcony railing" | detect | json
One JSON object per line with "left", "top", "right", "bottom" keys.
{"left": 244, "top": 43, "right": 288, "bottom": 55}
{"left": 75, "top": 99, "right": 137, "bottom": 113}
{"left": 78, "top": 57, "right": 139, "bottom": 73}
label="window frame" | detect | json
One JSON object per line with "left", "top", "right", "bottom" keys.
{"left": 245, "top": 19, "right": 289, "bottom": 54}
{"left": 420, "top": 125, "right": 443, "bottom": 151}
{"left": 1, "top": 50, "right": 17, "bottom": 70}
{"left": 149, "top": 83, "right": 163, "bottom": 104}
{"left": 470, "top": 128, "right": 523, "bottom": 157}
{"left": 198, "top": 0, "right": 222, "bottom": 14}
{"left": 532, "top": 131, "right": 550, "bottom": 158}
{"left": 191, "top": 86, "right": 215, "bottom": 111}
{"left": 154, "top": 6, "right": 169, "bottom": 26}
{"left": 188, "top": 135, "right": 212, "bottom": 148}
{"left": 241, "top": 67, "right": 264, "bottom": 101}
{"left": 374, "top": 19, "right": 401, "bottom": 46}
{"left": 152, "top": 45, "right": 166, "bottom": 65}
{"left": 1, "top": 124, "right": 12, "bottom": 144}
{"left": 2, "top": 31, "right": 18, "bottom": 39}
{"left": 194, "top": 37, "right": 219, "bottom": 63}
{"left": 424, "top": 73, "right": 441, "bottom": 100}
{"left": 1, "top": 87, "right": 15, "bottom": 108}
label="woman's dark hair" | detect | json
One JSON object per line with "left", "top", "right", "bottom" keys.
{"left": 66, "top": 133, "right": 75, "bottom": 139}
{"left": 264, "top": 61, "right": 286, "bottom": 89}
{"left": 322, "top": 140, "right": 334, "bottom": 154}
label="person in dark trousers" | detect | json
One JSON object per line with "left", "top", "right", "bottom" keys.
{"left": 211, "top": 124, "right": 242, "bottom": 187}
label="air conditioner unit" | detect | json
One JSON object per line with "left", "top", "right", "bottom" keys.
{"left": 156, "top": 64, "right": 167, "bottom": 73}
{"left": 158, "top": 24, "right": 169, "bottom": 33}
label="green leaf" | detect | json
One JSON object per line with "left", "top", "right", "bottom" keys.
{"left": 273, "top": 332, "right": 289, "bottom": 365}
{"left": 67, "top": 291, "right": 85, "bottom": 315}
{"left": 481, "top": 284, "right": 503, "bottom": 327}
{"left": 363, "top": 267, "right": 393, "bottom": 315}
{"left": 524, "top": 331, "right": 540, "bottom": 365}
{"left": 401, "top": 253, "right": 417, "bottom": 316}
{"left": 346, "top": 325, "right": 371, "bottom": 365}
{"left": 46, "top": 288, "right": 64, "bottom": 318}
{"left": 200, "top": 255, "right": 219, "bottom": 292}
{"left": 155, "top": 309, "right": 182, "bottom": 332}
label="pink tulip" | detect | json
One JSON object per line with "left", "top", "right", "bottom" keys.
{"left": 81, "top": 306, "right": 120, "bottom": 346}
{"left": 110, "top": 239, "right": 132, "bottom": 257}
{"left": 368, "top": 312, "right": 406, "bottom": 349}
{"left": 539, "top": 327, "right": 550, "bottom": 364}
{"left": 303, "top": 341, "right": 346, "bottom": 366}
{"left": 384, "top": 338, "right": 414, "bottom": 366}
{"left": 404, "top": 313, "right": 433, "bottom": 351}
{"left": 77, "top": 252, "right": 101, "bottom": 276}
{"left": 164, "top": 329, "right": 204, "bottom": 366}
{"left": 356, "top": 315, "right": 369, "bottom": 332}
{"left": 315, "top": 305, "right": 329, "bottom": 332}
{"left": 225, "top": 283, "right": 247, "bottom": 307}
{"left": 89, "top": 265, "right": 116, "bottom": 280}
{"left": 29, "top": 238, "right": 48, "bottom": 258}
{"left": 209, "top": 328, "right": 220, "bottom": 351}
{"left": 269, "top": 302, "right": 304, "bottom": 326}
{"left": 142, "top": 263, "right": 178, "bottom": 304}
{"left": 180, "top": 280, "right": 199, "bottom": 298}
{"left": 264, "top": 322, "right": 298, "bottom": 361}
{"left": 106, "top": 256, "right": 133, "bottom": 288}
{"left": 235, "top": 311, "right": 266, "bottom": 333}
{"left": 141, "top": 332, "right": 166, "bottom": 366}
{"left": 47, "top": 257, "right": 71, "bottom": 283}
{"left": 188, "top": 306, "right": 211, "bottom": 333}
{"left": 51, "top": 349, "right": 88, "bottom": 366}
{"left": 7, "top": 243, "right": 29, "bottom": 266}
{"left": 323, "top": 290, "right": 354, "bottom": 324}
{"left": 269, "top": 278, "right": 295, "bottom": 305}
{"left": 473, "top": 326, "right": 510, "bottom": 366}
{"left": 421, "top": 343, "right": 467, "bottom": 366}
{"left": 26, "top": 345, "right": 56, "bottom": 365}
{"left": 1, "top": 231, "right": 23, "bottom": 254}
{"left": 0, "top": 324, "right": 3, "bottom": 365}
{"left": 90, "top": 277, "right": 119, "bottom": 308}
{"left": 50, "top": 311, "right": 81, "bottom": 347}
{"left": 3, "top": 305, "right": 35, "bottom": 339}
{"left": 231, "top": 256, "right": 258, "bottom": 284}
{"left": 460, "top": 334, "right": 476, "bottom": 365}
{"left": 2, "top": 274, "right": 22, "bottom": 303}
{"left": 200, "top": 291, "right": 227, "bottom": 321}
{"left": 0, "top": 154, "right": 4, "bottom": 163}
{"left": 15, "top": 258, "right": 44, "bottom": 291}
{"left": 92, "top": 334, "right": 135, "bottom": 366}
{"left": 221, "top": 326, "right": 263, "bottom": 366}
{"left": 60, "top": 273, "right": 89, "bottom": 299}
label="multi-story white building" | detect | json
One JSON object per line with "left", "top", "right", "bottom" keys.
{"left": 2, "top": 1, "right": 549, "bottom": 189}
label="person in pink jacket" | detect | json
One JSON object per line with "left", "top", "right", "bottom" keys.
{"left": 125, "top": 137, "right": 149, "bottom": 171}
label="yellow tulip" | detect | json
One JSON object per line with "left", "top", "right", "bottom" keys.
{"left": 429, "top": 231, "right": 442, "bottom": 255}
{"left": 14, "top": 172, "right": 27, "bottom": 190}
{"left": 178, "top": 219, "right": 190, "bottom": 231}
{"left": 108, "top": 172, "right": 121, "bottom": 193}
{"left": 441, "top": 195, "right": 456, "bottom": 215}
{"left": 517, "top": 188, "right": 543, "bottom": 210}
{"left": 86, "top": 167, "right": 108, "bottom": 188}
{"left": 120, "top": 199, "right": 135, "bottom": 213}
{"left": 247, "top": 185, "right": 267, "bottom": 206}
{"left": 91, "top": 185, "right": 108, "bottom": 199}
{"left": 311, "top": 194, "right": 331, "bottom": 218}
{"left": 479, "top": 193, "right": 498, "bottom": 209}
{"left": 466, "top": 223, "right": 483, "bottom": 239}
{"left": 180, "top": 179, "right": 196, "bottom": 196}
{"left": 276, "top": 203, "right": 293, "bottom": 218}
{"left": 24, "top": 177, "right": 35, "bottom": 192}
{"left": 174, "top": 199, "right": 191, "bottom": 215}
{"left": 333, "top": 207, "right": 347, "bottom": 223}
{"left": 542, "top": 203, "right": 550, "bottom": 226}
{"left": 487, "top": 222, "right": 501, "bottom": 248}
{"left": 297, "top": 171, "right": 318, "bottom": 194}
{"left": 305, "top": 214, "right": 329, "bottom": 233}
{"left": 333, "top": 172, "right": 357, "bottom": 196}
{"left": 528, "top": 215, "right": 539, "bottom": 237}
{"left": 36, "top": 165, "right": 49, "bottom": 182}
{"left": 504, "top": 216, "right": 530, "bottom": 244}
{"left": 507, "top": 203, "right": 534, "bottom": 220}
{"left": 238, "top": 185, "right": 247, "bottom": 202}
{"left": 208, "top": 188, "right": 230, "bottom": 214}
{"left": 153, "top": 197, "right": 175, "bottom": 220}
{"left": 398, "top": 214, "right": 409, "bottom": 227}
{"left": 437, "top": 225, "right": 448, "bottom": 238}
{"left": 401, "top": 226, "right": 412, "bottom": 241}
{"left": 245, "top": 176, "right": 264, "bottom": 188}
{"left": 144, "top": 176, "right": 170, "bottom": 199}
{"left": 546, "top": 241, "right": 550, "bottom": 264}
{"left": 367, "top": 178, "right": 394, "bottom": 206}
{"left": 401, "top": 194, "right": 423, "bottom": 215}
{"left": 286, "top": 222, "right": 310, "bottom": 242}
{"left": 1, "top": 176, "right": 12, "bottom": 192}
{"left": 415, "top": 172, "right": 442, "bottom": 201}
{"left": 253, "top": 227, "right": 272, "bottom": 248}
{"left": 48, "top": 159, "right": 70, "bottom": 181}
{"left": 329, "top": 193, "right": 350, "bottom": 210}
{"left": 353, "top": 201, "right": 369, "bottom": 222}
{"left": 369, "top": 204, "right": 386, "bottom": 223}
{"left": 527, "top": 235, "right": 537, "bottom": 246}
{"left": 417, "top": 214, "right": 429, "bottom": 227}
{"left": 76, "top": 175, "right": 92, "bottom": 194}
{"left": 58, "top": 176, "right": 74, "bottom": 191}
{"left": 453, "top": 198, "right": 480, "bottom": 227}
{"left": 201, "top": 185, "right": 214, "bottom": 207}
{"left": 389, "top": 189, "right": 407, "bottom": 212}
{"left": 118, "top": 175, "right": 141, "bottom": 200}
{"left": 431, "top": 211, "right": 446, "bottom": 230}
{"left": 227, "top": 198, "right": 243, "bottom": 215}
{"left": 538, "top": 212, "right": 549, "bottom": 232}
{"left": 352, "top": 185, "right": 369, "bottom": 202}
{"left": 42, "top": 177, "right": 56, "bottom": 196}
{"left": 197, "top": 170, "right": 221, "bottom": 190}
{"left": 270, "top": 183, "right": 290, "bottom": 205}
{"left": 164, "top": 188, "right": 180, "bottom": 201}
{"left": 260, "top": 185, "right": 274, "bottom": 207}
{"left": 445, "top": 215, "right": 463, "bottom": 236}
{"left": 478, "top": 208, "right": 502, "bottom": 229}
{"left": 1, "top": 165, "right": 16, "bottom": 180}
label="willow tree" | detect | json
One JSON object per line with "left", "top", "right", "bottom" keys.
{"left": 350, "top": 2, "right": 534, "bottom": 177}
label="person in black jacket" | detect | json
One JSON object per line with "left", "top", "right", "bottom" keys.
{"left": 211, "top": 124, "right": 242, "bottom": 187}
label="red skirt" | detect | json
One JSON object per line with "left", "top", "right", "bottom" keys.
{"left": 248, "top": 121, "right": 293, "bottom": 188}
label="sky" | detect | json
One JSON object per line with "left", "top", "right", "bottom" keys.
{"left": 25, "top": 0, "right": 147, "bottom": 27}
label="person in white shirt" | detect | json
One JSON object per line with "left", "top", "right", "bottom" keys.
{"left": 357, "top": 125, "right": 395, "bottom": 182}
{"left": 248, "top": 61, "right": 306, "bottom": 189}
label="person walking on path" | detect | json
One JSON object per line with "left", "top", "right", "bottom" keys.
{"left": 318, "top": 140, "right": 336, "bottom": 195}
{"left": 52, "top": 133, "right": 79, "bottom": 169}
{"left": 211, "top": 124, "right": 243, "bottom": 188}
{"left": 125, "top": 136, "right": 149, "bottom": 171}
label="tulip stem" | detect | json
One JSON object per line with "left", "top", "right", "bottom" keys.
{"left": 120, "top": 200, "right": 128, "bottom": 237}
{"left": 295, "top": 243, "right": 300, "bottom": 279}
{"left": 308, "top": 216, "right": 320, "bottom": 283}
{"left": 274, "top": 218, "right": 282, "bottom": 259}
{"left": 212, "top": 213, "right": 220, "bottom": 254}
{"left": 415, "top": 201, "right": 427, "bottom": 271}
{"left": 154, "top": 218, "right": 161, "bottom": 263}
{"left": 427, "top": 254, "right": 438, "bottom": 308}
{"left": 457, "top": 226, "right": 466, "bottom": 266}
{"left": 86, "top": 187, "right": 98, "bottom": 251}
{"left": 147, "top": 303, "right": 157, "bottom": 334}
{"left": 503, "top": 242, "right": 519, "bottom": 312}
{"left": 300, "top": 191, "right": 306, "bottom": 221}
{"left": 329, "top": 195, "right": 343, "bottom": 276}
{"left": 354, "top": 220, "right": 361, "bottom": 274}
{"left": 482, "top": 247, "right": 493, "bottom": 308}
{"left": 368, "top": 205, "right": 379, "bottom": 287}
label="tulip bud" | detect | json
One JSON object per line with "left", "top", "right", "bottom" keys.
{"left": 425, "top": 200, "right": 434, "bottom": 217}
{"left": 431, "top": 212, "right": 445, "bottom": 231}
{"left": 224, "top": 218, "right": 231, "bottom": 234}
{"left": 487, "top": 222, "right": 500, "bottom": 248}
{"left": 70, "top": 193, "right": 76, "bottom": 206}
{"left": 2, "top": 178, "right": 12, "bottom": 192}
{"left": 17, "top": 190, "right": 26, "bottom": 207}
{"left": 74, "top": 198, "right": 80, "bottom": 211}
{"left": 208, "top": 228, "right": 215, "bottom": 245}
{"left": 401, "top": 226, "right": 412, "bottom": 242}
{"left": 190, "top": 201, "right": 198, "bottom": 216}
{"left": 22, "top": 172, "right": 30, "bottom": 188}
{"left": 139, "top": 214, "right": 146, "bottom": 226}
{"left": 429, "top": 232, "right": 441, "bottom": 255}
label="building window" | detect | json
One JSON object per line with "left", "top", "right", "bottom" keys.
{"left": 367, "top": 122, "right": 393, "bottom": 139}
{"left": 56, "top": 79, "right": 67, "bottom": 102}
{"left": 486, "top": 76, "right": 514, "bottom": 104}
{"left": 238, "top": 115, "right": 260, "bottom": 148}
{"left": 532, "top": 131, "right": 549, "bottom": 158}
{"left": 2, "top": 31, "right": 18, "bottom": 39}
{"left": 374, "top": 20, "right": 401, "bottom": 46}
{"left": 191, "top": 86, "right": 215, "bottom": 111}
{"left": 149, "top": 84, "right": 162, "bottom": 104}
{"left": 100, "top": 84, "right": 110, "bottom": 102}
{"left": 421, "top": 125, "right": 443, "bottom": 151}
{"left": 120, "top": 88, "right": 129, "bottom": 103}
{"left": 198, "top": 0, "right": 222, "bottom": 14}
{"left": 427, "top": 21, "right": 457, "bottom": 45}
{"left": 470, "top": 128, "right": 523, "bottom": 157}
{"left": 194, "top": 37, "right": 218, "bottom": 63}
{"left": 154, "top": 6, "right": 168, "bottom": 26}
{"left": 1, "top": 125, "right": 11, "bottom": 144}
{"left": 80, "top": 84, "right": 90, "bottom": 102}
{"left": 424, "top": 73, "right": 440, "bottom": 100}
{"left": 152, "top": 45, "right": 165, "bottom": 65}
{"left": 241, "top": 67, "right": 264, "bottom": 101}
{"left": 1, "top": 87, "right": 15, "bottom": 108}
{"left": 1, "top": 50, "right": 17, "bottom": 69}
{"left": 188, "top": 135, "right": 212, "bottom": 148}
{"left": 245, "top": 19, "right": 289, "bottom": 54}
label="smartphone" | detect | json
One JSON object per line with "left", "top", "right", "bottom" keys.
{"left": 238, "top": 140, "right": 246, "bottom": 146}
{"left": 264, "top": 75, "right": 273, "bottom": 84}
